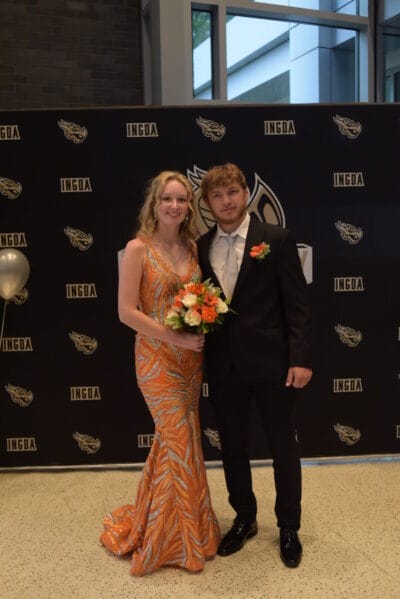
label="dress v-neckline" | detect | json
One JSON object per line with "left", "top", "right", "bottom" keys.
{"left": 145, "top": 238, "right": 193, "bottom": 282}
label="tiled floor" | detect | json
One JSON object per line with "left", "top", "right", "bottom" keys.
{"left": 1, "top": 458, "right": 399, "bottom": 598}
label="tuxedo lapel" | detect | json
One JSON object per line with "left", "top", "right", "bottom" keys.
{"left": 199, "top": 226, "right": 224, "bottom": 291}
{"left": 201, "top": 216, "right": 268, "bottom": 301}
{"left": 231, "top": 215, "right": 266, "bottom": 300}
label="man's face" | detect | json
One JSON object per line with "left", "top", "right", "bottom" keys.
{"left": 205, "top": 183, "right": 248, "bottom": 232}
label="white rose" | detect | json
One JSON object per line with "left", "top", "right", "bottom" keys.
{"left": 164, "top": 309, "right": 182, "bottom": 329}
{"left": 166, "top": 309, "right": 179, "bottom": 319}
{"left": 215, "top": 298, "right": 229, "bottom": 314}
{"left": 181, "top": 293, "right": 198, "bottom": 308}
{"left": 184, "top": 308, "right": 201, "bottom": 326}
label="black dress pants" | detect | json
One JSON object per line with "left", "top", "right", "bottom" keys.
{"left": 210, "top": 363, "right": 302, "bottom": 529}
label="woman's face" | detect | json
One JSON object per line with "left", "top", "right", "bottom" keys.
{"left": 155, "top": 179, "right": 189, "bottom": 228}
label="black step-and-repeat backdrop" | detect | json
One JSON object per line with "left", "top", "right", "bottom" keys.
{"left": 1, "top": 105, "right": 399, "bottom": 468}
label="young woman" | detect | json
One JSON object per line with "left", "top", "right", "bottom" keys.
{"left": 100, "top": 171, "right": 220, "bottom": 576}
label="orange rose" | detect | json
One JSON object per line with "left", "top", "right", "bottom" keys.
{"left": 250, "top": 242, "right": 270, "bottom": 260}
{"left": 203, "top": 292, "right": 218, "bottom": 306}
{"left": 186, "top": 282, "right": 205, "bottom": 295}
{"left": 201, "top": 306, "right": 218, "bottom": 323}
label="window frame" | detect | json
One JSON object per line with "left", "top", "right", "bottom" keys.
{"left": 141, "top": 0, "right": 375, "bottom": 104}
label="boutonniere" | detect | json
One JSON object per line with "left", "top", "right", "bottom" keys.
{"left": 250, "top": 242, "right": 270, "bottom": 260}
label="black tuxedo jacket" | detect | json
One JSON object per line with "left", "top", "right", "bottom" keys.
{"left": 197, "top": 214, "right": 312, "bottom": 384}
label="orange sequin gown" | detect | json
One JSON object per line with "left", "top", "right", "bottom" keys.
{"left": 100, "top": 238, "right": 220, "bottom": 576}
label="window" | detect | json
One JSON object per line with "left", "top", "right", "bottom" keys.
{"left": 255, "top": 0, "right": 368, "bottom": 15}
{"left": 225, "top": 15, "right": 357, "bottom": 103}
{"left": 380, "top": 0, "right": 400, "bottom": 102}
{"left": 192, "top": 6, "right": 360, "bottom": 103}
{"left": 141, "top": 0, "right": 392, "bottom": 105}
{"left": 384, "top": 32, "right": 400, "bottom": 101}
{"left": 192, "top": 9, "right": 214, "bottom": 99}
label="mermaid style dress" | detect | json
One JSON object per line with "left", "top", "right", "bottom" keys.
{"left": 100, "top": 239, "right": 220, "bottom": 575}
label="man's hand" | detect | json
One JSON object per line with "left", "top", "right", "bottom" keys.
{"left": 285, "top": 367, "right": 312, "bottom": 389}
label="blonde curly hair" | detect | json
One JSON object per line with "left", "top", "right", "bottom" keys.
{"left": 136, "top": 171, "right": 198, "bottom": 244}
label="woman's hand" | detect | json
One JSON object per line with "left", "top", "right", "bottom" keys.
{"left": 166, "top": 329, "right": 205, "bottom": 352}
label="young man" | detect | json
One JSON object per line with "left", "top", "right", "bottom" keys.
{"left": 197, "top": 163, "right": 312, "bottom": 568}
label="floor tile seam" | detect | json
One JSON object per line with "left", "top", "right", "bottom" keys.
{"left": 332, "top": 529, "right": 400, "bottom": 584}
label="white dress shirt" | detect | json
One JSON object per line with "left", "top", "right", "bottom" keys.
{"left": 209, "top": 212, "right": 250, "bottom": 296}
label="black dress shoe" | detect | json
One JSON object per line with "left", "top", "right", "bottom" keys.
{"left": 217, "top": 518, "right": 258, "bottom": 556}
{"left": 279, "top": 527, "right": 302, "bottom": 568}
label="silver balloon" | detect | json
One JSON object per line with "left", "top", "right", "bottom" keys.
{"left": 0, "top": 249, "right": 30, "bottom": 300}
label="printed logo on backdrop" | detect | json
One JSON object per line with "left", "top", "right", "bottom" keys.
{"left": 0, "top": 124, "right": 21, "bottom": 140}
{"left": 5, "top": 384, "right": 33, "bottom": 407}
{"left": 60, "top": 177, "right": 92, "bottom": 192}
{"left": 70, "top": 386, "right": 101, "bottom": 400}
{"left": 1, "top": 337, "right": 33, "bottom": 352}
{"left": 0, "top": 178, "right": 22, "bottom": 199}
{"left": 264, "top": 120, "right": 296, "bottom": 135}
{"left": 335, "top": 220, "right": 363, "bottom": 244}
{"left": 333, "top": 378, "right": 363, "bottom": 393}
{"left": 204, "top": 428, "right": 222, "bottom": 450}
{"left": 73, "top": 432, "right": 101, "bottom": 454}
{"left": 0, "top": 232, "right": 27, "bottom": 247}
{"left": 297, "top": 244, "right": 313, "bottom": 285}
{"left": 334, "top": 423, "right": 361, "bottom": 445}
{"left": 58, "top": 119, "right": 88, "bottom": 144}
{"left": 138, "top": 434, "right": 154, "bottom": 448}
{"left": 333, "top": 115, "right": 362, "bottom": 139}
{"left": 64, "top": 226, "right": 94, "bottom": 250}
{"left": 69, "top": 331, "right": 98, "bottom": 354}
{"left": 9, "top": 288, "right": 29, "bottom": 304}
{"left": 6, "top": 437, "right": 37, "bottom": 452}
{"left": 196, "top": 117, "right": 226, "bottom": 141}
{"left": 117, "top": 249, "right": 125, "bottom": 273}
{"left": 66, "top": 283, "right": 97, "bottom": 298}
{"left": 335, "top": 324, "right": 362, "bottom": 348}
{"left": 187, "top": 165, "right": 312, "bottom": 283}
{"left": 334, "top": 276, "right": 364, "bottom": 292}
{"left": 333, "top": 172, "right": 365, "bottom": 187}
{"left": 126, "top": 122, "right": 159, "bottom": 138}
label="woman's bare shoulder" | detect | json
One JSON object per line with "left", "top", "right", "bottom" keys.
{"left": 125, "top": 237, "right": 147, "bottom": 254}
{"left": 121, "top": 238, "right": 147, "bottom": 268}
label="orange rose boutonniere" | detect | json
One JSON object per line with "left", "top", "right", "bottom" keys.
{"left": 250, "top": 242, "right": 270, "bottom": 260}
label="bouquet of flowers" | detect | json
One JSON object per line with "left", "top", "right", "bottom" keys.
{"left": 164, "top": 278, "right": 230, "bottom": 334}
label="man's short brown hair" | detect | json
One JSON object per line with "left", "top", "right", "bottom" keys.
{"left": 201, "top": 163, "right": 247, "bottom": 199}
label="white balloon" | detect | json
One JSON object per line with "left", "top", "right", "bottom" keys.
{"left": 0, "top": 249, "right": 30, "bottom": 300}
